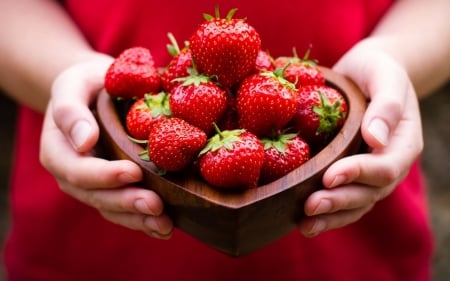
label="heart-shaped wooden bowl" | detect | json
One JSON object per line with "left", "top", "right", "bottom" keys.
{"left": 96, "top": 66, "right": 366, "bottom": 256}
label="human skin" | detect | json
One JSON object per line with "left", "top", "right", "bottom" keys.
{"left": 0, "top": 0, "right": 449, "bottom": 238}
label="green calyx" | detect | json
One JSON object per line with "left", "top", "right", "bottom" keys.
{"left": 313, "top": 91, "right": 345, "bottom": 134}
{"left": 166, "top": 32, "right": 189, "bottom": 57}
{"left": 172, "top": 68, "right": 212, "bottom": 87}
{"left": 297, "top": 46, "right": 318, "bottom": 66}
{"left": 261, "top": 133, "right": 297, "bottom": 153}
{"left": 277, "top": 47, "right": 318, "bottom": 69}
{"left": 262, "top": 66, "right": 296, "bottom": 90}
{"left": 142, "top": 92, "right": 172, "bottom": 118}
{"left": 166, "top": 32, "right": 180, "bottom": 57}
{"left": 199, "top": 124, "right": 245, "bottom": 155}
{"left": 203, "top": 5, "right": 238, "bottom": 21}
{"left": 171, "top": 58, "right": 216, "bottom": 87}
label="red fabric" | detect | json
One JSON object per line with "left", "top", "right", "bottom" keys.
{"left": 4, "top": 1, "right": 433, "bottom": 280}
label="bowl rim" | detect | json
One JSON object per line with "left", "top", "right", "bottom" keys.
{"left": 96, "top": 66, "right": 366, "bottom": 209}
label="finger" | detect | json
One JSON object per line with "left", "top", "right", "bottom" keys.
{"left": 303, "top": 184, "right": 383, "bottom": 217}
{"left": 333, "top": 45, "right": 411, "bottom": 149}
{"left": 41, "top": 104, "right": 142, "bottom": 189}
{"left": 360, "top": 61, "right": 409, "bottom": 148}
{"left": 299, "top": 204, "right": 373, "bottom": 237}
{"left": 51, "top": 58, "right": 112, "bottom": 152}
{"left": 61, "top": 185, "right": 164, "bottom": 216}
{"left": 100, "top": 211, "right": 174, "bottom": 239}
{"left": 323, "top": 96, "right": 422, "bottom": 189}
{"left": 323, "top": 153, "right": 408, "bottom": 189}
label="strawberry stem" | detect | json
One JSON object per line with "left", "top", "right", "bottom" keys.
{"left": 199, "top": 126, "right": 245, "bottom": 155}
{"left": 166, "top": 32, "right": 180, "bottom": 57}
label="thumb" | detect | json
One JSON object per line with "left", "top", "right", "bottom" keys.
{"left": 333, "top": 46, "right": 409, "bottom": 150}
{"left": 50, "top": 58, "right": 112, "bottom": 152}
{"left": 359, "top": 59, "right": 409, "bottom": 150}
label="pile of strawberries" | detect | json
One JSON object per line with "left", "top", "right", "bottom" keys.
{"left": 104, "top": 7, "right": 347, "bottom": 190}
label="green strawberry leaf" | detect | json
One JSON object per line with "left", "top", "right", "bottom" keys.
{"left": 262, "top": 133, "right": 297, "bottom": 153}
{"left": 143, "top": 92, "right": 172, "bottom": 118}
{"left": 138, "top": 149, "right": 150, "bottom": 161}
{"left": 313, "top": 91, "right": 345, "bottom": 134}
{"left": 199, "top": 125, "right": 245, "bottom": 155}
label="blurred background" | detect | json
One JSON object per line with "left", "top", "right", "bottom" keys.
{"left": 0, "top": 83, "right": 449, "bottom": 280}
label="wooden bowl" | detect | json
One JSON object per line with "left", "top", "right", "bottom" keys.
{"left": 96, "top": 67, "right": 366, "bottom": 256}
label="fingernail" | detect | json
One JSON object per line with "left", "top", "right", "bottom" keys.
{"left": 329, "top": 175, "right": 347, "bottom": 188}
{"left": 150, "top": 231, "right": 172, "bottom": 240}
{"left": 308, "top": 219, "right": 327, "bottom": 237}
{"left": 70, "top": 120, "right": 91, "bottom": 149}
{"left": 312, "top": 199, "right": 332, "bottom": 215}
{"left": 134, "top": 199, "right": 154, "bottom": 215}
{"left": 144, "top": 216, "right": 160, "bottom": 232}
{"left": 368, "top": 118, "right": 389, "bottom": 146}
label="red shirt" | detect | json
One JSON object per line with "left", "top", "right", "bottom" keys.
{"left": 4, "top": 1, "right": 433, "bottom": 280}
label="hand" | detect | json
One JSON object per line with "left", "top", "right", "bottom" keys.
{"left": 40, "top": 57, "right": 174, "bottom": 239}
{"left": 299, "top": 39, "right": 423, "bottom": 237}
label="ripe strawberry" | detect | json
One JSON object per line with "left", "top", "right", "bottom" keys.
{"left": 189, "top": 7, "right": 261, "bottom": 88}
{"left": 169, "top": 72, "right": 227, "bottom": 135}
{"left": 199, "top": 127, "right": 264, "bottom": 189}
{"left": 125, "top": 92, "right": 171, "bottom": 140}
{"left": 254, "top": 50, "right": 275, "bottom": 72}
{"left": 273, "top": 48, "right": 325, "bottom": 88}
{"left": 259, "top": 133, "right": 310, "bottom": 184}
{"left": 147, "top": 117, "right": 207, "bottom": 172}
{"left": 236, "top": 70, "right": 298, "bottom": 137}
{"left": 216, "top": 94, "right": 239, "bottom": 131}
{"left": 160, "top": 33, "right": 193, "bottom": 92}
{"left": 291, "top": 84, "right": 348, "bottom": 149}
{"left": 105, "top": 47, "right": 161, "bottom": 99}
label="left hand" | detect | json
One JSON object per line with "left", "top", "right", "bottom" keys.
{"left": 298, "top": 39, "right": 423, "bottom": 237}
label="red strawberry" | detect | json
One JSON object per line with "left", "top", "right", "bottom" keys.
{"left": 105, "top": 47, "right": 161, "bottom": 99}
{"left": 161, "top": 33, "right": 193, "bottom": 92}
{"left": 147, "top": 117, "right": 207, "bottom": 172}
{"left": 236, "top": 70, "right": 298, "bottom": 137}
{"left": 189, "top": 7, "right": 261, "bottom": 88}
{"left": 260, "top": 133, "right": 310, "bottom": 184}
{"left": 125, "top": 92, "right": 171, "bottom": 140}
{"left": 273, "top": 48, "right": 325, "bottom": 88}
{"left": 254, "top": 50, "right": 275, "bottom": 72}
{"left": 199, "top": 127, "right": 264, "bottom": 189}
{"left": 169, "top": 72, "right": 227, "bottom": 135}
{"left": 291, "top": 84, "right": 348, "bottom": 149}
{"left": 216, "top": 94, "right": 239, "bottom": 131}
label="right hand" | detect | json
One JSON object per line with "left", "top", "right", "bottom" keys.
{"left": 39, "top": 57, "right": 174, "bottom": 239}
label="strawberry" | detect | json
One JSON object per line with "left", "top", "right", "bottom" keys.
{"left": 105, "top": 47, "right": 161, "bottom": 99}
{"left": 160, "top": 33, "right": 193, "bottom": 92}
{"left": 291, "top": 84, "right": 348, "bottom": 149}
{"left": 273, "top": 48, "right": 325, "bottom": 88}
{"left": 216, "top": 94, "right": 239, "bottom": 131}
{"left": 169, "top": 71, "right": 227, "bottom": 135}
{"left": 147, "top": 117, "right": 207, "bottom": 172}
{"left": 254, "top": 50, "right": 275, "bottom": 72}
{"left": 259, "top": 133, "right": 310, "bottom": 184}
{"left": 189, "top": 7, "right": 261, "bottom": 88}
{"left": 125, "top": 92, "right": 171, "bottom": 140}
{"left": 199, "top": 127, "right": 265, "bottom": 189}
{"left": 236, "top": 70, "right": 298, "bottom": 137}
